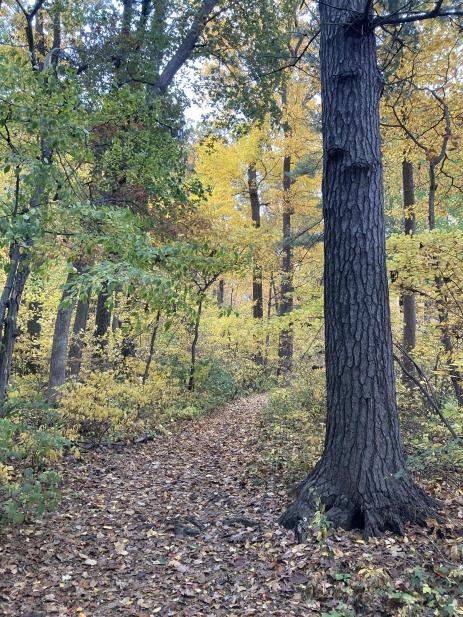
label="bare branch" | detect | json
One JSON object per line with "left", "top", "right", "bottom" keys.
{"left": 374, "top": 1, "right": 463, "bottom": 27}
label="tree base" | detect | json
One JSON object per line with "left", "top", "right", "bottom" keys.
{"left": 280, "top": 469, "right": 440, "bottom": 541}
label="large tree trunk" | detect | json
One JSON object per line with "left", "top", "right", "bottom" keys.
{"left": 248, "top": 163, "right": 264, "bottom": 364}
{"left": 281, "top": 1, "right": 435, "bottom": 539}
{"left": 47, "top": 272, "right": 76, "bottom": 403}
{"left": 67, "top": 291, "right": 91, "bottom": 378}
{"left": 278, "top": 89, "right": 294, "bottom": 374}
{"left": 401, "top": 160, "right": 416, "bottom": 384}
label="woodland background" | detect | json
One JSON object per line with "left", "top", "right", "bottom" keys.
{"left": 0, "top": 0, "right": 462, "bottom": 615}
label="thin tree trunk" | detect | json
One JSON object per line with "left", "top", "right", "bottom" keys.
{"left": 142, "top": 310, "right": 161, "bottom": 384}
{"left": 271, "top": 277, "right": 279, "bottom": 316}
{"left": 216, "top": 280, "right": 225, "bottom": 305}
{"left": 120, "top": 293, "right": 136, "bottom": 359}
{"left": 188, "top": 298, "right": 202, "bottom": 392}
{"left": 401, "top": 160, "right": 416, "bottom": 386}
{"left": 428, "top": 161, "right": 437, "bottom": 231}
{"left": 436, "top": 293, "right": 463, "bottom": 407}
{"left": 278, "top": 88, "right": 294, "bottom": 374}
{"left": 67, "top": 290, "right": 91, "bottom": 378}
{"left": 0, "top": 251, "right": 31, "bottom": 415}
{"left": 0, "top": 8, "right": 56, "bottom": 412}
{"left": 248, "top": 163, "right": 263, "bottom": 364}
{"left": 428, "top": 148, "right": 463, "bottom": 404}
{"left": 92, "top": 286, "right": 112, "bottom": 369}
{"left": 25, "top": 299, "right": 42, "bottom": 375}
{"left": 264, "top": 273, "right": 274, "bottom": 362}
{"left": 281, "top": 0, "right": 435, "bottom": 539}
{"left": 47, "top": 272, "right": 77, "bottom": 403}
{"left": 248, "top": 163, "right": 263, "bottom": 319}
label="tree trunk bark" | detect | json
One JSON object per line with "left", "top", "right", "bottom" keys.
{"left": 248, "top": 163, "right": 263, "bottom": 364}
{"left": 120, "top": 293, "right": 136, "bottom": 360}
{"left": 278, "top": 89, "right": 294, "bottom": 374}
{"left": 248, "top": 163, "right": 264, "bottom": 320}
{"left": 25, "top": 298, "right": 42, "bottom": 374}
{"left": 436, "top": 291, "right": 463, "bottom": 407}
{"left": 67, "top": 290, "right": 91, "bottom": 378}
{"left": 428, "top": 161, "right": 437, "bottom": 231}
{"left": 0, "top": 250, "right": 31, "bottom": 415}
{"left": 216, "top": 279, "right": 225, "bottom": 305}
{"left": 401, "top": 160, "right": 416, "bottom": 385}
{"left": 92, "top": 285, "right": 112, "bottom": 369}
{"left": 427, "top": 148, "right": 463, "bottom": 405}
{"left": 142, "top": 310, "right": 161, "bottom": 384}
{"left": 280, "top": 1, "right": 435, "bottom": 539}
{"left": 187, "top": 299, "right": 202, "bottom": 391}
{"left": 47, "top": 272, "right": 76, "bottom": 403}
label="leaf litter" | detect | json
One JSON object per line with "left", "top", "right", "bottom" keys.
{"left": 0, "top": 394, "right": 462, "bottom": 616}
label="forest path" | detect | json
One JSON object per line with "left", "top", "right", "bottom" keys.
{"left": 1, "top": 394, "right": 309, "bottom": 617}
{"left": 2, "top": 394, "right": 463, "bottom": 616}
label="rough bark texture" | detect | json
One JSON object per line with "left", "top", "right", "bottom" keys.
{"left": 401, "top": 161, "right": 416, "bottom": 384}
{"left": 277, "top": 93, "right": 294, "bottom": 374}
{"left": 47, "top": 273, "right": 76, "bottom": 403}
{"left": 0, "top": 3, "right": 54, "bottom": 413}
{"left": 280, "top": 1, "right": 436, "bottom": 539}
{"left": 67, "top": 292, "right": 91, "bottom": 378}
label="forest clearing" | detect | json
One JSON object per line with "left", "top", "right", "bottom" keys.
{"left": 0, "top": 0, "right": 463, "bottom": 615}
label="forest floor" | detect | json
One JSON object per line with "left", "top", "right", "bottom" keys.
{"left": 1, "top": 393, "right": 462, "bottom": 617}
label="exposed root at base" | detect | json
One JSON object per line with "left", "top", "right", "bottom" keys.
{"left": 280, "top": 475, "right": 440, "bottom": 541}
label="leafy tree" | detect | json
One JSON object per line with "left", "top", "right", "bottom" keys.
{"left": 281, "top": 0, "right": 463, "bottom": 539}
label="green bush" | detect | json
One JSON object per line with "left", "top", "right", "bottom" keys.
{"left": 0, "top": 417, "right": 66, "bottom": 525}
{"left": 257, "top": 372, "right": 325, "bottom": 483}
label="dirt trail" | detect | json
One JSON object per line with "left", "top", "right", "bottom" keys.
{"left": 2, "top": 394, "right": 462, "bottom": 617}
{"left": 0, "top": 394, "right": 304, "bottom": 616}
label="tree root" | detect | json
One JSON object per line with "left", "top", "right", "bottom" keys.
{"left": 280, "top": 473, "right": 440, "bottom": 541}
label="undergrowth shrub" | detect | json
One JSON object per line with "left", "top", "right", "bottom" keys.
{"left": 0, "top": 415, "right": 66, "bottom": 524}
{"left": 256, "top": 369, "right": 325, "bottom": 483}
{"left": 59, "top": 367, "right": 181, "bottom": 443}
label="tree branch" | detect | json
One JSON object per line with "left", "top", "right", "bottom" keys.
{"left": 374, "top": 1, "right": 463, "bottom": 27}
{"left": 393, "top": 350, "right": 459, "bottom": 440}
{"left": 154, "top": 0, "right": 219, "bottom": 96}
